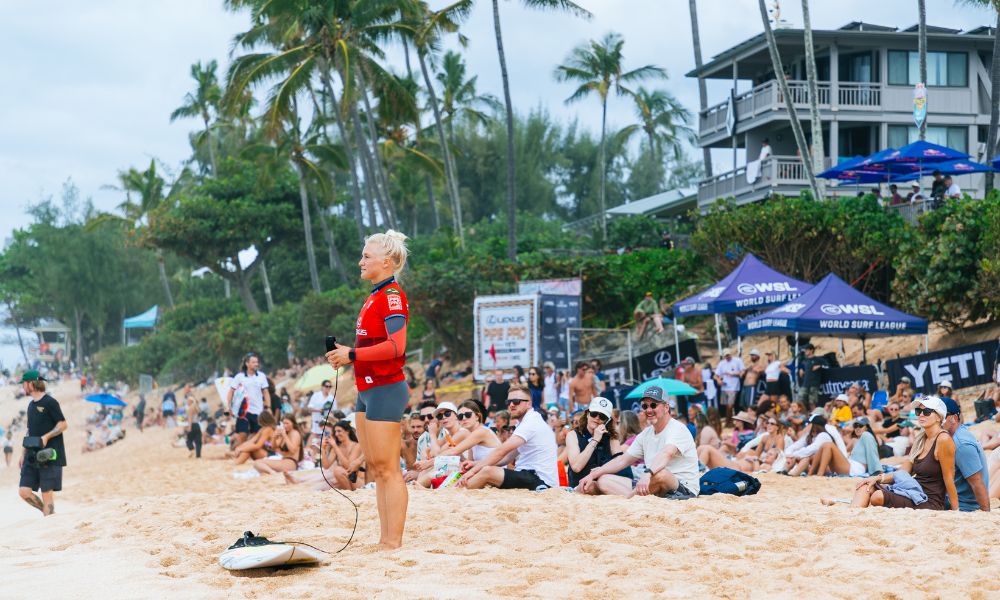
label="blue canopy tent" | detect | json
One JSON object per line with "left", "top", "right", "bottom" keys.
{"left": 123, "top": 305, "right": 158, "bottom": 346}
{"left": 993, "top": 155, "right": 999, "bottom": 170}
{"left": 738, "top": 273, "right": 928, "bottom": 363}
{"left": 673, "top": 254, "right": 812, "bottom": 359}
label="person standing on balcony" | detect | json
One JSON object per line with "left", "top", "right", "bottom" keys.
{"left": 930, "top": 170, "right": 946, "bottom": 204}
{"left": 888, "top": 184, "right": 906, "bottom": 206}
{"left": 758, "top": 138, "right": 772, "bottom": 161}
{"left": 943, "top": 176, "right": 961, "bottom": 200}
{"left": 907, "top": 182, "right": 925, "bottom": 203}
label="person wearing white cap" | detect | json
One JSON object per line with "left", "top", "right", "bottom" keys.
{"left": 840, "top": 395, "right": 958, "bottom": 510}
{"left": 937, "top": 380, "right": 953, "bottom": 397}
{"left": 459, "top": 383, "right": 558, "bottom": 490}
{"left": 413, "top": 402, "right": 469, "bottom": 488}
{"left": 566, "top": 398, "right": 632, "bottom": 492}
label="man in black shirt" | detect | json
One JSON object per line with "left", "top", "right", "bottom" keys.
{"left": 18, "top": 370, "right": 68, "bottom": 516}
{"left": 795, "top": 344, "right": 828, "bottom": 410}
{"left": 484, "top": 369, "right": 510, "bottom": 412}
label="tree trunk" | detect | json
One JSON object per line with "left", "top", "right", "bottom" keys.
{"left": 73, "top": 306, "right": 84, "bottom": 368}
{"left": 233, "top": 267, "right": 260, "bottom": 315}
{"left": 260, "top": 259, "right": 274, "bottom": 312}
{"left": 156, "top": 249, "right": 175, "bottom": 309}
{"left": 492, "top": 0, "right": 517, "bottom": 260}
{"left": 318, "top": 57, "right": 368, "bottom": 241}
{"left": 347, "top": 101, "right": 383, "bottom": 228}
{"left": 425, "top": 175, "right": 440, "bottom": 231}
{"left": 5, "top": 299, "right": 30, "bottom": 365}
{"left": 985, "top": 11, "right": 1000, "bottom": 196}
{"left": 598, "top": 97, "right": 608, "bottom": 241}
{"left": 312, "top": 193, "right": 348, "bottom": 283}
{"left": 357, "top": 68, "right": 400, "bottom": 230}
{"left": 223, "top": 279, "right": 231, "bottom": 299}
{"left": 295, "top": 162, "right": 322, "bottom": 293}
{"left": 418, "top": 50, "right": 465, "bottom": 247}
{"left": 918, "top": 0, "right": 927, "bottom": 141}
{"left": 688, "top": 0, "right": 712, "bottom": 177}
{"left": 202, "top": 113, "right": 218, "bottom": 175}
{"left": 801, "top": 0, "right": 826, "bottom": 199}
{"left": 757, "top": 0, "right": 822, "bottom": 201}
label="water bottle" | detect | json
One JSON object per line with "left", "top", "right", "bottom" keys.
{"left": 734, "top": 480, "right": 748, "bottom": 493}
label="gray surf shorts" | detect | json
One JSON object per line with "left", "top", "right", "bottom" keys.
{"left": 355, "top": 380, "right": 409, "bottom": 422}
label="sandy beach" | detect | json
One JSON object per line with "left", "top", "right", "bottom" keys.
{"left": 3, "top": 380, "right": 999, "bottom": 599}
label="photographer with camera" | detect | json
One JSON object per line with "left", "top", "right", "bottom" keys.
{"left": 18, "top": 370, "right": 67, "bottom": 516}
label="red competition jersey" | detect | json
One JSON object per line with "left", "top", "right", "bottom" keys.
{"left": 354, "top": 279, "right": 409, "bottom": 391}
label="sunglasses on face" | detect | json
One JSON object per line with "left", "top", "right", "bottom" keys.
{"left": 457, "top": 411, "right": 475, "bottom": 421}
{"left": 503, "top": 426, "right": 516, "bottom": 432}
{"left": 436, "top": 410, "right": 454, "bottom": 420}
{"left": 640, "top": 402, "right": 660, "bottom": 411}
{"left": 507, "top": 398, "right": 528, "bottom": 406}
{"left": 887, "top": 407, "right": 898, "bottom": 412}
{"left": 588, "top": 411, "right": 609, "bottom": 422}
{"left": 914, "top": 407, "right": 937, "bottom": 417}
{"left": 323, "top": 385, "right": 332, "bottom": 389}
{"left": 419, "top": 414, "right": 434, "bottom": 421}
{"left": 768, "top": 421, "right": 778, "bottom": 426}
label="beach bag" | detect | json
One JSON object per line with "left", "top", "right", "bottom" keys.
{"left": 698, "top": 468, "right": 761, "bottom": 497}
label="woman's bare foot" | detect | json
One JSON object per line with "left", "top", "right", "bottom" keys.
{"left": 283, "top": 471, "right": 296, "bottom": 485}
{"left": 819, "top": 498, "right": 836, "bottom": 506}
{"left": 377, "top": 541, "right": 402, "bottom": 551}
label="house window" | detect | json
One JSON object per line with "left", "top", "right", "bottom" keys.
{"left": 887, "top": 125, "right": 968, "bottom": 153}
{"left": 887, "top": 51, "right": 967, "bottom": 86}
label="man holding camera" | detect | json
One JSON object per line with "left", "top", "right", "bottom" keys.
{"left": 18, "top": 370, "right": 68, "bottom": 516}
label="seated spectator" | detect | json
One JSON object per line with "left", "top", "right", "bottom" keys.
{"left": 458, "top": 384, "right": 559, "bottom": 491}
{"left": 420, "top": 379, "right": 437, "bottom": 403}
{"left": 700, "top": 416, "right": 786, "bottom": 473}
{"left": 783, "top": 414, "right": 849, "bottom": 476}
{"left": 414, "top": 402, "right": 469, "bottom": 488}
{"left": 400, "top": 412, "right": 425, "bottom": 471}
{"left": 633, "top": 292, "right": 664, "bottom": 339}
{"left": 888, "top": 183, "right": 905, "bottom": 205}
{"left": 940, "top": 397, "right": 990, "bottom": 511}
{"left": 906, "top": 182, "right": 924, "bottom": 202}
{"left": 285, "top": 421, "right": 363, "bottom": 490}
{"left": 439, "top": 400, "right": 501, "bottom": 465}
{"left": 784, "top": 401, "right": 807, "bottom": 433}
{"left": 846, "top": 417, "right": 883, "bottom": 477}
{"left": 723, "top": 411, "right": 757, "bottom": 454}
{"left": 829, "top": 394, "right": 853, "bottom": 427}
{"left": 253, "top": 415, "right": 305, "bottom": 475}
{"left": 827, "top": 396, "right": 958, "bottom": 510}
{"left": 693, "top": 408, "right": 722, "bottom": 449}
{"left": 232, "top": 409, "right": 277, "bottom": 465}
{"left": 889, "top": 378, "right": 912, "bottom": 405}
{"left": 943, "top": 175, "right": 961, "bottom": 199}
{"left": 577, "top": 386, "right": 700, "bottom": 499}
{"left": 566, "top": 398, "right": 631, "bottom": 491}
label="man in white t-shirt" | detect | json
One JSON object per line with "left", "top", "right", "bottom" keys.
{"left": 459, "top": 384, "right": 558, "bottom": 490}
{"left": 307, "top": 380, "right": 335, "bottom": 440}
{"left": 542, "top": 362, "right": 558, "bottom": 408}
{"left": 578, "top": 386, "right": 700, "bottom": 499}
{"left": 715, "top": 349, "right": 745, "bottom": 416}
{"left": 225, "top": 353, "right": 270, "bottom": 446}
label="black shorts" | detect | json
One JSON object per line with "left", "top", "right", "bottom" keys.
{"left": 766, "top": 381, "right": 781, "bottom": 396}
{"left": 20, "top": 463, "right": 63, "bottom": 492}
{"left": 499, "top": 469, "right": 550, "bottom": 491}
{"left": 3, "top": 446, "right": 12, "bottom": 454}
{"left": 163, "top": 410, "right": 175, "bottom": 417}
{"left": 653, "top": 481, "right": 697, "bottom": 500}
{"left": 235, "top": 413, "right": 260, "bottom": 434}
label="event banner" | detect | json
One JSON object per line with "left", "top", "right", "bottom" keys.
{"left": 537, "top": 295, "right": 581, "bottom": 367}
{"left": 819, "top": 365, "right": 879, "bottom": 397}
{"left": 473, "top": 294, "right": 539, "bottom": 381}
{"left": 885, "top": 340, "right": 999, "bottom": 394}
{"left": 518, "top": 278, "right": 582, "bottom": 296}
{"left": 602, "top": 340, "right": 701, "bottom": 387}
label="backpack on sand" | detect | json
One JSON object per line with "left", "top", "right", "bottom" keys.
{"left": 698, "top": 467, "right": 761, "bottom": 497}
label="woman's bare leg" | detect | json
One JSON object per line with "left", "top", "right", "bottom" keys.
{"left": 810, "top": 444, "right": 833, "bottom": 475}
{"left": 364, "top": 417, "right": 408, "bottom": 550}
{"left": 788, "top": 457, "right": 811, "bottom": 477}
{"left": 698, "top": 446, "right": 737, "bottom": 470}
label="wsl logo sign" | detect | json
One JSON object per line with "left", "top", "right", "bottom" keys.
{"left": 734, "top": 281, "right": 800, "bottom": 308}
{"left": 820, "top": 304, "right": 886, "bottom": 316}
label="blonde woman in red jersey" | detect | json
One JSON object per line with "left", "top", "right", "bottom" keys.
{"left": 327, "top": 230, "right": 411, "bottom": 550}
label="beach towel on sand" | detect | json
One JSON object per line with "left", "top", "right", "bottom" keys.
{"left": 698, "top": 468, "right": 761, "bottom": 497}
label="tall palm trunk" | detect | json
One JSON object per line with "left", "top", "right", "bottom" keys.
{"left": 492, "top": 0, "right": 517, "bottom": 259}
{"left": 425, "top": 176, "right": 440, "bottom": 230}
{"left": 801, "top": 0, "right": 825, "bottom": 198}
{"left": 598, "top": 97, "right": 609, "bottom": 240}
{"left": 73, "top": 307, "right": 84, "bottom": 367}
{"left": 295, "top": 161, "right": 322, "bottom": 293}
{"left": 311, "top": 193, "right": 348, "bottom": 283}
{"left": 156, "top": 249, "right": 175, "bottom": 309}
{"left": 418, "top": 50, "right": 465, "bottom": 248}
{"left": 357, "top": 68, "right": 400, "bottom": 230}
{"left": 5, "top": 299, "right": 30, "bottom": 364}
{"left": 318, "top": 58, "right": 367, "bottom": 241}
{"left": 348, "top": 102, "right": 385, "bottom": 227}
{"left": 918, "top": 0, "right": 927, "bottom": 141}
{"left": 757, "top": 0, "right": 821, "bottom": 201}
{"left": 985, "top": 11, "right": 1000, "bottom": 195}
{"left": 260, "top": 259, "right": 274, "bottom": 312}
{"left": 202, "top": 113, "right": 218, "bottom": 175}
{"left": 688, "top": 0, "right": 712, "bottom": 177}
{"left": 403, "top": 37, "right": 441, "bottom": 231}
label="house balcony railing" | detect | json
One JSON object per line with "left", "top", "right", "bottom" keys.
{"left": 697, "top": 155, "right": 811, "bottom": 205}
{"left": 700, "top": 79, "right": 883, "bottom": 138}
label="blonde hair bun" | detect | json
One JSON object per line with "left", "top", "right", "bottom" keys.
{"left": 365, "top": 229, "right": 410, "bottom": 275}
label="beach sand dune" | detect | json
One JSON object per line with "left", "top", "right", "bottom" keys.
{"left": 2, "top": 382, "right": 999, "bottom": 599}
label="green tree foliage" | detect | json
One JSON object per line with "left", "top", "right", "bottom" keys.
{"left": 690, "top": 194, "right": 908, "bottom": 300}
{"left": 892, "top": 197, "right": 1000, "bottom": 329}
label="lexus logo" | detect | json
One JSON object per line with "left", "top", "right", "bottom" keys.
{"left": 654, "top": 351, "right": 672, "bottom": 367}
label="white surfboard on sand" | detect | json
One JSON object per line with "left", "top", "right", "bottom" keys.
{"left": 219, "top": 543, "right": 326, "bottom": 570}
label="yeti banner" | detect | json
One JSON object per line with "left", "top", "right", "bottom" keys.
{"left": 886, "top": 341, "right": 999, "bottom": 394}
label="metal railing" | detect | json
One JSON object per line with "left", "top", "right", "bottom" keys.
{"left": 698, "top": 155, "right": 808, "bottom": 204}
{"left": 884, "top": 199, "right": 931, "bottom": 226}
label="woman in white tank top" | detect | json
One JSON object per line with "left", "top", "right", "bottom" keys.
{"left": 438, "top": 400, "right": 500, "bottom": 465}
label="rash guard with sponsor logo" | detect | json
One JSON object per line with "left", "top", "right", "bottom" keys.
{"left": 354, "top": 277, "right": 408, "bottom": 392}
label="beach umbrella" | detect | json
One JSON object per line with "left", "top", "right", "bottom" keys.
{"left": 889, "top": 140, "right": 969, "bottom": 162}
{"left": 920, "top": 159, "right": 991, "bottom": 176}
{"left": 993, "top": 155, "right": 999, "bottom": 170}
{"left": 624, "top": 377, "right": 697, "bottom": 399}
{"left": 294, "top": 364, "right": 343, "bottom": 393}
{"left": 85, "top": 393, "right": 127, "bottom": 407}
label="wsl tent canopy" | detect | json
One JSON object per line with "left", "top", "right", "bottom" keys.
{"left": 123, "top": 305, "right": 158, "bottom": 329}
{"left": 737, "top": 273, "right": 928, "bottom": 361}
{"left": 672, "top": 254, "right": 812, "bottom": 356}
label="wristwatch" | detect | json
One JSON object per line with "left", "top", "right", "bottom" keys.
{"left": 348, "top": 349, "right": 356, "bottom": 362}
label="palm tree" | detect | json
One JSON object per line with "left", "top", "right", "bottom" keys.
{"left": 801, "top": 0, "right": 825, "bottom": 197}
{"left": 169, "top": 60, "right": 223, "bottom": 174}
{"left": 756, "top": 0, "right": 822, "bottom": 201}
{"left": 491, "top": 0, "right": 591, "bottom": 259}
{"left": 625, "top": 87, "right": 694, "bottom": 162}
{"left": 555, "top": 32, "right": 665, "bottom": 241}
{"left": 687, "top": 0, "right": 712, "bottom": 177}
{"left": 918, "top": 0, "right": 927, "bottom": 141}
{"left": 436, "top": 50, "right": 500, "bottom": 146}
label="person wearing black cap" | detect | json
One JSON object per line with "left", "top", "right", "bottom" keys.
{"left": 795, "top": 344, "right": 827, "bottom": 410}
{"left": 941, "top": 397, "right": 990, "bottom": 511}
{"left": 577, "top": 386, "right": 699, "bottom": 499}
{"left": 17, "top": 370, "right": 68, "bottom": 516}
